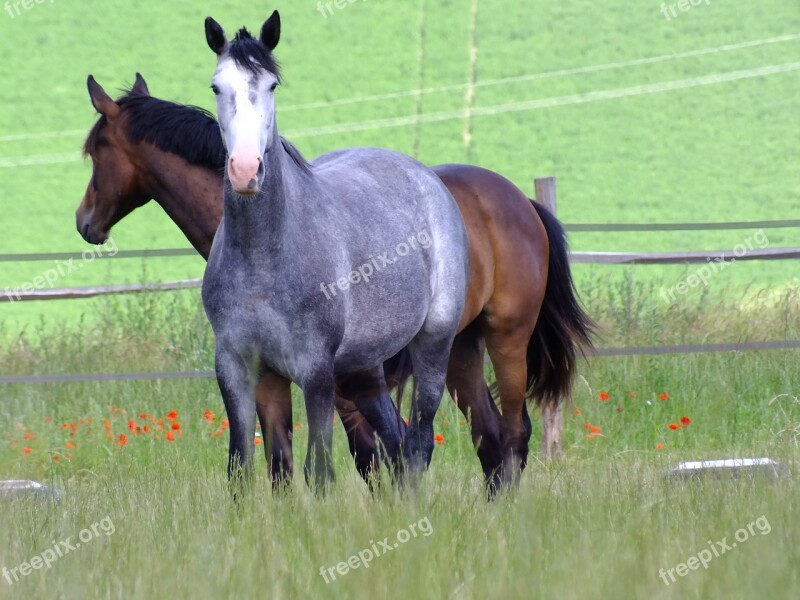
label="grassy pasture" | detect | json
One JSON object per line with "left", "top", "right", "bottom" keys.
{"left": 2, "top": 286, "right": 800, "bottom": 599}
{"left": 1, "top": 0, "right": 799, "bottom": 329}
{"left": 2, "top": 0, "right": 800, "bottom": 598}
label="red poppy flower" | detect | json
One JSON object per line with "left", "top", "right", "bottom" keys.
{"left": 658, "top": 393, "right": 669, "bottom": 401}
{"left": 166, "top": 410, "right": 179, "bottom": 422}
{"left": 668, "top": 423, "right": 679, "bottom": 431}
{"left": 117, "top": 434, "right": 128, "bottom": 446}
{"left": 203, "top": 410, "right": 216, "bottom": 423}
{"left": 574, "top": 409, "right": 582, "bottom": 415}
{"left": 598, "top": 391, "right": 610, "bottom": 402}
{"left": 128, "top": 419, "right": 137, "bottom": 433}
{"left": 583, "top": 423, "right": 592, "bottom": 431}
{"left": 171, "top": 423, "right": 181, "bottom": 431}
{"left": 590, "top": 425, "right": 601, "bottom": 434}
{"left": 165, "top": 431, "right": 176, "bottom": 442}
{"left": 434, "top": 434, "right": 445, "bottom": 445}
{"left": 254, "top": 437, "right": 262, "bottom": 446}
{"left": 22, "top": 447, "right": 32, "bottom": 455}
{"left": 680, "top": 416, "right": 691, "bottom": 427}
{"left": 656, "top": 443, "right": 664, "bottom": 450}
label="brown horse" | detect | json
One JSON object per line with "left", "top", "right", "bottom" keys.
{"left": 77, "top": 74, "right": 593, "bottom": 491}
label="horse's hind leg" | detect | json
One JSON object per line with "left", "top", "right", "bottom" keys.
{"left": 336, "top": 367, "right": 403, "bottom": 483}
{"left": 446, "top": 325, "right": 503, "bottom": 490}
{"left": 483, "top": 325, "right": 535, "bottom": 490}
{"left": 255, "top": 373, "right": 293, "bottom": 490}
{"left": 404, "top": 326, "right": 458, "bottom": 478}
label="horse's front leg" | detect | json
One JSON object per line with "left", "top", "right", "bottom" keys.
{"left": 215, "top": 345, "right": 258, "bottom": 487}
{"left": 255, "top": 372, "right": 293, "bottom": 489}
{"left": 334, "top": 395, "right": 380, "bottom": 483}
{"left": 302, "top": 366, "right": 337, "bottom": 493}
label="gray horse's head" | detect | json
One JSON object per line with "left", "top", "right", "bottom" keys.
{"left": 205, "top": 11, "right": 282, "bottom": 196}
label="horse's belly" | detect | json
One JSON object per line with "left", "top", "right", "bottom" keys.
{"left": 333, "top": 298, "right": 428, "bottom": 371}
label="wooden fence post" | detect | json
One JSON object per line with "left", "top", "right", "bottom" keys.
{"left": 534, "top": 176, "right": 563, "bottom": 460}
{"left": 534, "top": 176, "right": 557, "bottom": 215}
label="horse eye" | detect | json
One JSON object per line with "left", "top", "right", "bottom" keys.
{"left": 270, "top": 82, "right": 278, "bottom": 93}
{"left": 210, "top": 84, "right": 220, "bottom": 95}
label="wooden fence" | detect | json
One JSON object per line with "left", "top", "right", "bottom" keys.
{"left": 3, "top": 176, "right": 799, "bottom": 366}
{"left": 4, "top": 177, "right": 800, "bottom": 304}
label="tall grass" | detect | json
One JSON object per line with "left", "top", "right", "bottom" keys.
{"left": 1, "top": 277, "right": 799, "bottom": 599}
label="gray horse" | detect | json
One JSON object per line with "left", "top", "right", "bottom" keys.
{"left": 201, "top": 11, "right": 469, "bottom": 489}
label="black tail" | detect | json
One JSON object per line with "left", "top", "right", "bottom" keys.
{"left": 527, "top": 202, "right": 595, "bottom": 408}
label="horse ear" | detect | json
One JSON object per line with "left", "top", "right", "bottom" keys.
{"left": 87, "top": 75, "right": 120, "bottom": 118}
{"left": 132, "top": 73, "right": 150, "bottom": 96}
{"left": 205, "top": 17, "right": 228, "bottom": 55}
{"left": 260, "top": 10, "right": 280, "bottom": 51}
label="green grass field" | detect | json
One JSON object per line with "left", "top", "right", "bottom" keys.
{"left": 2, "top": 289, "right": 800, "bottom": 599}
{"left": 2, "top": 1, "right": 800, "bottom": 598}
{"left": 1, "top": 0, "right": 800, "bottom": 329}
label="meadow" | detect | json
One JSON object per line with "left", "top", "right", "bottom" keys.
{"left": 1, "top": 0, "right": 800, "bottom": 598}
{"left": 2, "top": 286, "right": 800, "bottom": 599}
{"left": 1, "top": 0, "right": 799, "bottom": 328}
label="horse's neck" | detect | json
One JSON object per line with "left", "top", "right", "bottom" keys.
{"left": 221, "top": 137, "right": 305, "bottom": 254}
{"left": 140, "top": 148, "right": 223, "bottom": 260}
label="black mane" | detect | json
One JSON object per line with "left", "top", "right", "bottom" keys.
{"left": 229, "top": 27, "right": 281, "bottom": 80}
{"left": 83, "top": 87, "right": 310, "bottom": 174}
{"left": 83, "top": 90, "right": 227, "bottom": 171}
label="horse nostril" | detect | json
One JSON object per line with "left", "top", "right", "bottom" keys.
{"left": 82, "top": 223, "right": 89, "bottom": 239}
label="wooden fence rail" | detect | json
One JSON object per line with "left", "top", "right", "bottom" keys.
{"left": 3, "top": 177, "right": 798, "bottom": 303}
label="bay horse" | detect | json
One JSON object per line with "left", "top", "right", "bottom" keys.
{"left": 201, "top": 12, "right": 470, "bottom": 488}
{"left": 77, "top": 37, "right": 593, "bottom": 493}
